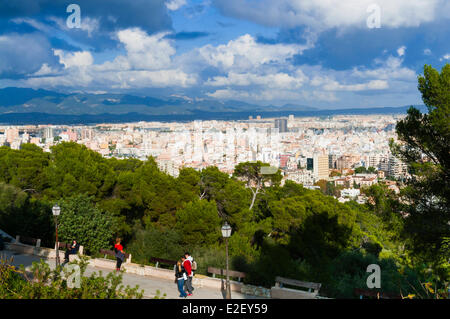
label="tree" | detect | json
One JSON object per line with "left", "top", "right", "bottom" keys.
{"left": 314, "top": 179, "right": 328, "bottom": 194}
{"left": 0, "top": 183, "right": 54, "bottom": 247}
{"left": 367, "top": 167, "right": 377, "bottom": 173}
{"left": 354, "top": 167, "right": 367, "bottom": 174}
{"left": 44, "top": 142, "right": 115, "bottom": 200}
{"left": 175, "top": 199, "right": 222, "bottom": 248}
{"left": 128, "top": 223, "right": 184, "bottom": 264}
{"left": 330, "top": 170, "right": 342, "bottom": 177}
{"left": 58, "top": 194, "right": 114, "bottom": 255}
{"left": 0, "top": 144, "right": 50, "bottom": 193}
{"left": 233, "top": 161, "right": 282, "bottom": 210}
{"left": 198, "top": 166, "right": 228, "bottom": 200}
{"left": 390, "top": 64, "right": 449, "bottom": 274}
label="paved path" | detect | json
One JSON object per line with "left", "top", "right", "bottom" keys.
{"left": 1, "top": 250, "right": 262, "bottom": 299}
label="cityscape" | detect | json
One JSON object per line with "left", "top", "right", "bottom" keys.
{"left": 0, "top": 113, "right": 407, "bottom": 204}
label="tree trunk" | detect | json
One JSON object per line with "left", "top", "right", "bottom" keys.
{"left": 249, "top": 187, "right": 259, "bottom": 210}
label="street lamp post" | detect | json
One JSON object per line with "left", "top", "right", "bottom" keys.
{"left": 221, "top": 221, "right": 232, "bottom": 299}
{"left": 52, "top": 204, "right": 61, "bottom": 267}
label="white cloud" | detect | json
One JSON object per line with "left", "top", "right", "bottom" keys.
{"left": 424, "top": 48, "right": 432, "bottom": 55}
{"left": 79, "top": 17, "right": 100, "bottom": 37}
{"left": 116, "top": 29, "right": 175, "bottom": 70}
{"left": 25, "top": 28, "right": 196, "bottom": 90}
{"left": 95, "top": 69, "right": 197, "bottom": 89}
{"left": 215, "top": 0, "right": 444, "bottom": 30}
{"left": 206, "top": 70, "right": 308, "bottom": 89}
{"left": 53, "top": 49, "right": 94, "bottom": 68}
{"left": 323, "top": 79, "right": 388, "bottom": 91}
{"left": 206, "top": 87, "right": 337, "bottom": 102}
{"left": 16, "top": 29, "right": 420, "bottom": 106}
{"left": 197, "top": 34, "right": 308, "bottom": 71}
{"left": 30, "top": 63, "right": 58, "bottom": 76}
{"left": 206, "top": 88, "right": 304, "bottom": 101}
{"left": 351, "top": 56, "right": 416, "bottom": 81}
{"left": 440, "top": 54, "right": 450, "bottom": 61}
{"left": 397, "top": 46, "right": 406, "bottom": 57}
{"left": 166, "top": 0, "right": 187, "bottom": 11}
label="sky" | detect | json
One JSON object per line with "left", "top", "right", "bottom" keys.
{"left": 0, "top": 0, "right": 449, "bottom": 109}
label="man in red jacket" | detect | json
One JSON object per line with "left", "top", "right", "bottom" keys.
{"left": 181, "top": 255, "right": 193, "bottom": 296}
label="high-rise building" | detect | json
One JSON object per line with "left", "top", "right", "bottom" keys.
{"left": 328, "top": 154, "right": 338, "bottom": 169}
{"left": 389, "top": 155, "right": 408, "bottom": 178}
{"left": 274, "top": 119, "right": 288, "bottom": 133}
{"left": 5, "top": 127, "right": 19, "bottom": 143}
{"left": 306, "top": 158, "right": 314, "bottom": 170}
{"left": 379, "top": 157, "right": 389, "bottom": 173}
{"left": 43, "top": 127, "right": 54, "bottom": 140}
{"left": 313, "top": 154, "right": 329, "bottom": 181}
{"left": 81, "top": 128, "right": 94, "bottom": 140}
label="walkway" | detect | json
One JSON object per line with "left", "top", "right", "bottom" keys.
{"left": 1, "top": 249, "right": 262, "bottom": 299}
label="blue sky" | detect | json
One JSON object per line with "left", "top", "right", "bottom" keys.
{"left": 0, "top": 0, "right": 449, "bottom": 109}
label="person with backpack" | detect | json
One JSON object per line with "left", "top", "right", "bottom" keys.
{"left": 175, "top": 259, "right": 187, "bottom": 298}
{"left": 183, "top": 252, "right": 196, "bottom": 295}
{"left": 114, "top": 238, "right": 126, "bottom": 272}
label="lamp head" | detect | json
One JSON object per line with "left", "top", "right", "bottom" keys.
{"left": 221, "top": 221, "right": 232, "bottom": 238}
{"left": 52, "top": 204, "right": 61, "bottom": 216}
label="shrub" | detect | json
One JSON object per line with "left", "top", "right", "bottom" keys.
{"left": 0, "top": 255, "right": 143, "bottom": 299}
{"left": 58, "top": 194, "right": 114, "bottom": 255}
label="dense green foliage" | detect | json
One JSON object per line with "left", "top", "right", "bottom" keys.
{"left": 354, "top": 166, "right": 376, "bottom": 174}
{"left": 390, "top": 64, "right": 450, "bottom": 281}
{"left": 0, "top": 182, "right": 53, "bottom": 247}
{"left": 0, "top": 255, "right": 143, "bottom": 299}
{"left": 58, "top": 194, "right": 115, "bottom": 255}
{"left": 0, "top": 141, "right": 446, "bottom": 298}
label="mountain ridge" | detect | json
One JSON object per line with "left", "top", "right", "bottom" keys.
{"left": 0, "top": 87, "right": 426, "bottom": 124}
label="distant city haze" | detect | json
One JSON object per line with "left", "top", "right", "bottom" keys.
{"left": 0, "top": 114, "right": 408, "bottom": 204}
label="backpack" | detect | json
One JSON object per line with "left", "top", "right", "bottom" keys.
{"left": 191, "top": 259, "right": 197, "bottom": 271}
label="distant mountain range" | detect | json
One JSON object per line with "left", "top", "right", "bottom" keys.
{"left": 0, "top": 87, "right": 427, "bottom": 125}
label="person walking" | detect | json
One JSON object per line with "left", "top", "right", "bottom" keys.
{"left": 63, "top": 240, "right": 79, "bottom": 264}
{"left": 175, "top": 259, "right": 188, "bottom": 298}
{"left": 182, "top": 253, "right": 194, "bottom": 296}
{"left": 114, "top": 238, "right": 125, "bottom": 272}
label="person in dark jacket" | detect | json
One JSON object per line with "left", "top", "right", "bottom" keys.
{"left": 175, "top": 259, "right": 187, "bottom": 298}
{"left": 63, "top": 240, "right": 79, "bottom": 264}
{"left": 114, "top": 238, "right": 125, "bottom": 271}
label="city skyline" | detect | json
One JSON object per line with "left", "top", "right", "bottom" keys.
{"left": 0, "top": 114, "right": 409, "bottom": 200}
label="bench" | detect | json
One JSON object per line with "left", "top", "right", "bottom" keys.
{"left": 207, "top": 266, "right": 246, "bottom": 282}
{"left": 354, "top": 288, "right": 401, "bottom": 299}
{"left": 99, "top": 248, "right": 132, "bottom": 263}
{"left": 57, "top": 242, "right": 84, "bottom": 255}
{"left": 150, "top": 257, "right": 177, "bottom": 270}
{"left": 271, "top": 276, "right": 321, "bottom": 299}
{"left": 58, "top": 242, "right": 84, "bottom": 262}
